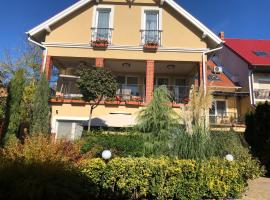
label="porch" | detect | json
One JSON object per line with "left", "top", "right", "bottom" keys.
{"left": 49, "top": 57, "right": 200, "bottom": 106}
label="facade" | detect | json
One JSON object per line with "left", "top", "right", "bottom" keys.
{"left": 27, "top": 0, "right": 225, "bottom": 138}
{"left": 218, "top": 34, "right": 270, "bottom": 110}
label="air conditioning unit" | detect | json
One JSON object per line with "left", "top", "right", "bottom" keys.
{"left": 213, "top": 66, "right": 223, "bottom": 74}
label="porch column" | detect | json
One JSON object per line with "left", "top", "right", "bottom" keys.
{"left": 44, "top": 55, "right": 53, "bottom": 81}
{"left": 95, "top": 57, "right": 104, "bottom": 67}
{"left": 145, "top": 60, "right": 155, "bottom": 103}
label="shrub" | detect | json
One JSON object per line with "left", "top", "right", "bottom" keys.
{"left": 0, "top": 134, "right": 82, "bottom": 163}
{"left": 245, "top": 101, "right": 270, "bottom": 175}
{"left": 79, "top": 157, "right": 263, "bottom": 200}
{"left": 81, "top": 132, "right": 144, "bottom": 157}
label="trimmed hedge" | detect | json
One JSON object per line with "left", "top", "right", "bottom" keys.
{"left": 81, "top": 133, "right": 144, "bottom": 157}
{"left": 79, "top": 157, "right": 264, "bottom": 200}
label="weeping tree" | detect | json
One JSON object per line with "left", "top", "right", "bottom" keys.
{"left": 3, "top": 69, "right": 26, "bottom": 141}
{"left": 31, "top": 74, "right": 50, "bottom": 135}
{"left": 76, "top": 67, "right": 118, "bottom": 131}
{"left": 137, "top": 86, "right": 178, "bottom": 156}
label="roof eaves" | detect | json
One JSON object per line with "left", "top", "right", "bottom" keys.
{"left": 27, "top": 0, "right": 92, "bottom": 36}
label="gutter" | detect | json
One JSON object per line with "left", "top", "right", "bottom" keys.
{"left": 27, "top": 36, "right": 48, "bottom": 72}
{"left": 202, "top": 46, "right": 223, "bottom": 93}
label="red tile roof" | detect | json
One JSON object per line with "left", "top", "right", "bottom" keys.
{"left": 207, "top": 60, "right": 238, "bottom": 88}
{"left": 225, "top": 39, "right": 270, "bottom": 66}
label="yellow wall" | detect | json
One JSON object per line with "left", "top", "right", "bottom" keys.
{"left": 45, "top": 1, "right": 207, "bottom": 49}
{"left": 48, "top": 47, "right": 203, "bottom": 61}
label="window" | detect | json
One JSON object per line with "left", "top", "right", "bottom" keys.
{"left": 116, "top": 76, "right": 139, "bottom": 96}
{"left": 96, "top": 9, "right": 111, "bottom": 39}
{"left": 155, "top": 77, "right": 169, "bottom": 86}
{"left": 92, "top": 6, "right": 114, "bottom": 43}
{"left": 253, "top": 51, "right": 269, "bottom": 57}
{"left": 145, "top": 11, "right": 159, "bottom": 43}
{"left": 141, "top": 8, "right": 162, "bottom": 45}
{"left": 209, "top": 100, "right": 227, "bottom": 116}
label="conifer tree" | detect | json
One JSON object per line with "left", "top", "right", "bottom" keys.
{"left": 137, "top": 86, "right": 178, "bottom": 156}
{"left": 4, "top": 69, "right": 25, "bottom": 140}
{"left": 31, "top": 73, "right": 50, "bottom": 135}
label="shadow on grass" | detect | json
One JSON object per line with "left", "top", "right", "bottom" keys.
{"left": 0, "top": 160, "right": 127, "bottom": 200}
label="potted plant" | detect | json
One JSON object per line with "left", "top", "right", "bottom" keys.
{"left": 143, "top": 41, "right": 159, "bottom": 50}
{"left": 104, "top": 97, "right": 121, "bottom": 105}
{"left": 91, "top": 38, "right": 109, "bottom": 48}
{"left": 125, "top": 97, "right": 142, "bottom": 106}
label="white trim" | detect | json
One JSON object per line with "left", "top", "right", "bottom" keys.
{"left": 27, "top": 0, "right": 222, "bottom": 45}
{"left": 42, "top": 42, "right": 209, "bottom": 52}
{"left": 27, "top": 0, "right": 92, "bottom": 36}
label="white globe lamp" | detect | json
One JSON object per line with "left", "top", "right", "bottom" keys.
{"left": 225, "top": 154, "right": 234, "bottom": 162}
{"left": 102, "top": 150, "right": 112, "bottom": 161}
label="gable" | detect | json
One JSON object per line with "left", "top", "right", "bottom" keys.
{"left": 27, "top": 0, "right": 222, "bottom": 46}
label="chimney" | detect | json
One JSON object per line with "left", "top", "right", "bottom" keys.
{"left": 219, "top": 31, "right": 225, "bottom": 40}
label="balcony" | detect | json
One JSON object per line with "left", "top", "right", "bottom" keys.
{"left": 91, "top": 28, "right": 113, "bottom": 48}
{"left": 51, "top": 77, "right": 189, "bottom": 106}
{"left": 254, "top": 89, "right": 270, "bottom": 102}
{"left": 141, "top": 30, "right": 162, "bottom": 50}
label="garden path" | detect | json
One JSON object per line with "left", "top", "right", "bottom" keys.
{"left": 241, "top": 177, "right": 270, "bottom": 200}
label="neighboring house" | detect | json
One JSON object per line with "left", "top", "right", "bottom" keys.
{"left": 206, "top": 59, "right": 247, "bottom": 126}
{"left": 218, "top": 33, "right": 270, "bottom": 111}
{"left": 26, "top": 0, "right": 225, "bottom": 138}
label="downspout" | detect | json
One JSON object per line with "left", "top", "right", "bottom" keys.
{"left": 202, "top": 46, "right": 223, "bottom": 93}
{"left": 248, "top": 69, "right": 255, "bottom": 106}
{"left": 27, "top": 36, "right": 48, "bottom": 72}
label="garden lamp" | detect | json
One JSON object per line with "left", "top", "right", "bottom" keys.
{"left": 225, "top": 154, "right": 234, "bottom": 161}
{"left": 102, "top": 150, "right": 112, "bottom": 161}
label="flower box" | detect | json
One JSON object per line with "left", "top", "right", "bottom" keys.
{"left": 125, "top": 100, "right": 141, "bottom": 106}
{"left": 91, "top": 39, "right": 109, "bottom": 48}
{"left": 143, "top": 41, "right": 159, "bottom": 50}
{"left": 104, "top": 100, "right": 121, "bottom": 105}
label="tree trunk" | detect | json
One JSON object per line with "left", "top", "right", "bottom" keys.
{"left": 87, "top": 106, "right": 93, "bottom": 132}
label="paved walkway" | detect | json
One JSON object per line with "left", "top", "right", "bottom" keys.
{"left": 242, "top": 177, "right": 270, "bottom": 200}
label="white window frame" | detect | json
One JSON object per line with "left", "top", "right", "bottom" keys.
{"left": 141, "top": 7, "right": 162, "bottom": 45}
{"left": 92, "top": 5, "right": 114, "bottom": 42}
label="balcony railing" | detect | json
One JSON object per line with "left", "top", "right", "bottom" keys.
{"left": 141, "top": 30, "right": 162, "bottom": 46}
{"left": 254, "top": 89, "right": 270, "bottom": 100}
{"left": 91, "top": 27, "right": 113, "bottom": 45}
{"left": 51, "top": 81, "right": 190, "bottom": 105}
{"left": 155, "top": 85, "right": 190, "bottom": 104}
{"left": 209, "top": 112, "right": 244, "bottom": 125}
{"left": 116, "top": 84, "right": 145, "bottom": 101}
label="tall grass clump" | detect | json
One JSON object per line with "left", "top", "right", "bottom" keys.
{"left": 180, "top": 85, "right": 213, "bottom": 134}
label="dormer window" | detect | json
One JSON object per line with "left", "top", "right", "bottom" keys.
{"left": 141, "top": 8, "right": 162, "bottom": 47}
{"left": 92, "top": 6, "right": 114, "bottom": 45}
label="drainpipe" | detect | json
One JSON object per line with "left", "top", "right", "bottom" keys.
{"left": 248, "top": 69, "right": 255, "bottom": 106}
{"left": 27, "top": 36, "right": 48, "bottom": 72}
{"left": 202, "top": 46, "right": 223, "bottom": 93}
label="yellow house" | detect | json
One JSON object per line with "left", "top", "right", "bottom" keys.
{"left": 27, "top": 0, "right": 226, "bottom": 138}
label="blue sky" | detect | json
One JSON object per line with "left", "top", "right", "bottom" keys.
{"left": 0, "top": 0, "right": 270, "bottom": 52}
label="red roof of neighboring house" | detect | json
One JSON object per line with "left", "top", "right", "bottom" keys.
{"left": 207, "top": 60, "right": 238, "bottom": 88}
{"left": 225, "top": 39, "right": 270, "bottom": 66}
